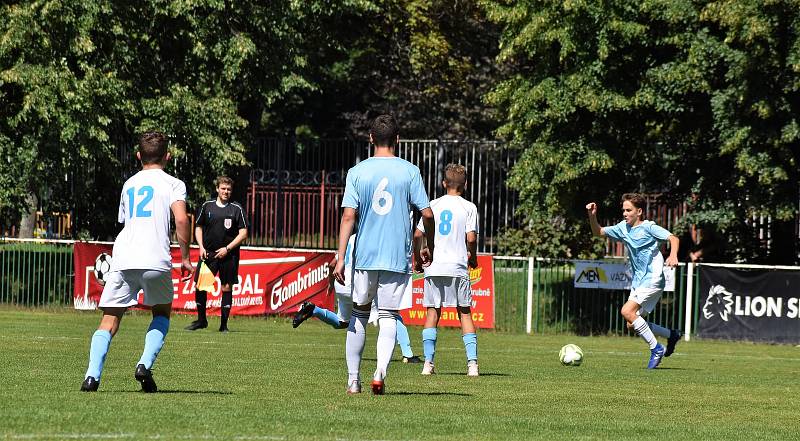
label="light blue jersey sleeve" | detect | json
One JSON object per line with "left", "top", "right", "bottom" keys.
{"left": 342, "top": 172, "right": 359, "bottom": 209}
{"left": 647, "top": 222, "right": 672, "bottom": 241}
{"left": 409, "top": 170, "right": 430, "bottom": 211}
{"left": 603, "top": 221, "right": 626, "bottom": 241}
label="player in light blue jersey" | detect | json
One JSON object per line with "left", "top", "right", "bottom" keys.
{"left": 587, "top": 193, "right": 681, "bottom": 369}
{"left": 81, "top": 132, "right": 193, "bottom": 392}
{"left": 333, "top": 114, "right": 435, "bottom": 395}
{"left": 291, "top": 232, "right": 423, "bottom": 364}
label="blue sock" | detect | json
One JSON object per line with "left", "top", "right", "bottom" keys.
{"left": 463, "top": 333, "right": 478, "bottom": 362}
{"left": 395, "top": 319, "right": 414, "bottom": 358}
{"left": 313, "top": 306, "right": 345, "bottom": 329}
{"left": 85, "top": 330, "right": 112, "bottom": 380}
{"left": 138, "top": 316, "right": 170, "bottom": 369}
{"left": 422, "top": 328, "right": 437, "bottom": 362}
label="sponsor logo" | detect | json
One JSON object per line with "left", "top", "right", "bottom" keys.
{"left": 576, "top": 266, "right": 607, "bottom": 283}
{"left": 703, "top": 285, "right": 734, "bottom": 321}
{"left": 469, "top": 267, "right": 482, "bottom": 285}
{"left": 269, "top": 262, "right": 329, "bottom": 310}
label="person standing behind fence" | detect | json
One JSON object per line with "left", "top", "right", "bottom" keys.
{"left": 333, "top": 114, "right": 436, "bottom": 395}
{"left": 586, "top": 194, "right": 681, "bottom": 369}
{"left": 81, "top": 131, "right": 193, "bottom": 393}
{"left": 186, "top": 177, "right": 248, "bottom": 332}
{"left": 413, "top": 163, "right": 480, "bottom": 377}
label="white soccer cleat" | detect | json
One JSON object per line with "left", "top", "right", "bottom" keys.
{"left": 421, "top": 361, "right": 435, "bottom": 375}
{"left": 346, "top": 379, "right": 362, "bottom": 395}
{"left": 467, "top": 360, "right": 479, "bottom": 377}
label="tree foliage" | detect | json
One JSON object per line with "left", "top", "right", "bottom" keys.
{"left": 483, "top": 0, "right": 800, "bottom": 262}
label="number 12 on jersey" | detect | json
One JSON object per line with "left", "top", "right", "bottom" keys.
{"left": 126, "top": 186, "right": 154, "bottom": 218}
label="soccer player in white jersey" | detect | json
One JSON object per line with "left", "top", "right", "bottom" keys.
{"left": 586, "top": 193, "right": 681, "bottom": 369}
{"left": 81, "top": 132, "right": 193, "bottom": 392}
{"left": 292, "top": 233, "right": 423, "bottom": 363}
{"left": 333, "top": 114, "right": 435, "bottom": 395}
{"left": 413, "top": 164, "right": 480, "bottom": 377}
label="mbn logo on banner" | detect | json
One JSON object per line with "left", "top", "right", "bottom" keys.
{"left": 573, "top": 260, "right": 675, "bottom": 291}
{"left": 697, "top": 266, "right": 800, "bottom": 343}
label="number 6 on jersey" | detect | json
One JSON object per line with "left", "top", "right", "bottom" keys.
{"left": 371, "top": 177, "right": 393, "bottom": 215}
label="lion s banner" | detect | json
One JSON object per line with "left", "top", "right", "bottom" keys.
{"left": 73, "top": 242, "right": 334, "bottom": 315}
{"left": 400, "top": 255, "right": 495, "bottom": 329}
{"left": 696, "top": 266, "right": 800, "bottom": 343}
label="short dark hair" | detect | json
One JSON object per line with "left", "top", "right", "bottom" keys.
{"left": 216, "top": 176, "right": 234, "bottom": 187}
{"left": 444, "top": 163, "right": 467, "bottom": 191}
{"left": 138, "top": 131, "right": 168, "bottom": 164}
{"left": 369, "top": 114, "right": 399, "bottom": 147}
{"left": 622, "top": 193, "right": 646, "bottom": 210}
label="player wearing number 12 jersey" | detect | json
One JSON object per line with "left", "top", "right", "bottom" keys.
{"left": 81, "top": 132, "right": 193, "bottom": 393}
{"left": 333, "top": 114, "right": 436, "bottom": 395}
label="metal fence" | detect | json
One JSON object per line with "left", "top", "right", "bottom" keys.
{"left": 0, "top": 239, "right": 694, "bottom": 337}
{"left": 0, "top": 239, "right": 74, "bottom": 307}
{"left": 247, "top": 138, "right": 520, "bottom": 252}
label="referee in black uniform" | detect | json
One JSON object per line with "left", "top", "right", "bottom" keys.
{"left": 186, "top": 176, "right": 248, "bottom": 332}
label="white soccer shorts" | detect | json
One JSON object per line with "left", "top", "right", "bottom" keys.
{"left": 423, "top": 276, "right": 472, "bottom": 308}
{"left": 98, "top": 269, "right": 173, "bottom": 308}
{"left": 351, "top": 270, "right": 409, "bottom": 311}
{"left": 628, "top": 286, "right": 664, "bottom": 316}
{"left": 334, "top": 284, "right": 354, "bottom": 322}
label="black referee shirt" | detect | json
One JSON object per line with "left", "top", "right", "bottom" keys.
{"left": 195, "top": 201, "right": 247, "bottom": 256}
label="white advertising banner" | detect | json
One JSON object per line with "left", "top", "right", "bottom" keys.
{"left": 574, "top": 261, "right": 675, "bottom": 292}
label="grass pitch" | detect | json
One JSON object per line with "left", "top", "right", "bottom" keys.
{"left": 1, "top": 308, "right": 797, "bottom": 441}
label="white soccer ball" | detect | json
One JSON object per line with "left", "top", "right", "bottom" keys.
{"left": 559, "top": 344, "right": 584, "bottom": 366}
{"left": 94, "top": 253, "right": 113, "bottom": 286}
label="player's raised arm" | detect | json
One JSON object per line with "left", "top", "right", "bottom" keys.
{"left": 333, "top": 207, "right": 356, "bottom": 284}
{"left": 586, "top": 202, "right": 605, "bottom": 237}
{"left": 172, "top": 200, "right": 193, "bottom": 280}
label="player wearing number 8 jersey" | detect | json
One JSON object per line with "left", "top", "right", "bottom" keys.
{"left": 414, "top": 164, "right": 480, "bottom": 377}
{"left": 333, "top": 114, "right": 436, "bottom": 395}
{"left": 81, "top": 132, "right": 193, "bottom": 393}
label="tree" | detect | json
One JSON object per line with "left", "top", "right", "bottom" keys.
{"left": 482, "top": 0, "right": 800, "bottom": 263}
{"left": 0, "top": 1, "right": 374, "bottom": 238}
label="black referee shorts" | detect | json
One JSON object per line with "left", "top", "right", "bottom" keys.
{"left": 195, "top": 254, "right": 240, "bottom": 287}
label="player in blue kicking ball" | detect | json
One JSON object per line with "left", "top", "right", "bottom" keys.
{"left": 81, "top": 132, "right": 194, "bottom": 392}
{"left": 586, "top": 193, "right": 682, "bottom": 369}
{"left": 333, "top": 114, "right": 435, "bottom": 395}
{"left": 414, "top": 164, "right": 480, "bottom": 377}
{"left": 291, "top": 233, "right": 422, "bottom": 363}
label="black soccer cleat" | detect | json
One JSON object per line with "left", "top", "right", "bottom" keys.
{"left": 135, "top": 364, "right": 158, "bottom": 393}
{"left": 81, "top": 376, "right": 100, "bottom": 392}
{"left": 292, "top": 302, "right": 316, "bottom": 328}
{"left": 402, "top": 355, "right": 422, "bottom": 364}
{"left": 665, "top": 329, "right": 682, "bottom": 357}
{"left": 219, "top": 326, "right": 229, "bottom": 333}
{"left": 185, "top": 320, "right": 208, "bottom": 331}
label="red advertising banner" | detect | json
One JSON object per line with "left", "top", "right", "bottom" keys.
{"left": 73, "top": 242, "right": 335, "bottom": 316}
{"left": 400, "top": 255, "right": 495, "bottom": 329}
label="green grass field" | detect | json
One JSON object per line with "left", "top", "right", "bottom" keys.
{"left": 1, "top": 307, "right": 798, "bottom": 441}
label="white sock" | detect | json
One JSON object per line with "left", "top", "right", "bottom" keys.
{"left": 376, "top": 310, "right": 399, "bottom": 380}
{"left": 346, "top": 309, "right": 369, "bottom": 382}
{"left": 648, "top": 321, "right": 670, "bottom": 338}
{"left": 632, "top": 317, "right": 657, "bottom": 349}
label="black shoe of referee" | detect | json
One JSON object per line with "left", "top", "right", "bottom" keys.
{"left": 185, "top": 319, "right": 208, "bottom": 331}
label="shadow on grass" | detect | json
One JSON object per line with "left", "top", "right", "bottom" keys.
{"left": 124, "top": 390, "right": 234, "bottom": 394}
{"left": 388, "top": 391, "right": 472, "bottom": 396}
{"left": 437, "top": 372, "right": 510, "bottom": 377}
